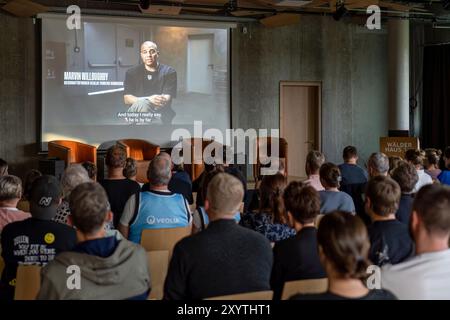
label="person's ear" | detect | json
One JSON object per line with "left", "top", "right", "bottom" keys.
{"left": 105, "top": 211, "right": 113, "bottom": 222}
{"left": 411, "top": 210, "right": 420, "bottom": 236}
{"left": 204, "top": 199, "right": 210, "bottom": 211}
{"left": 67, "top": 215, "right": 74, "bottom": 227}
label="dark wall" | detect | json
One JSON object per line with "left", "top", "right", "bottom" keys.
{"left": 0, "top": 12, "right": 39, "bottom": 179}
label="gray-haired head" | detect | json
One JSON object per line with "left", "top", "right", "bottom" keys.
{"left": 0, "top": 175, "right": 22, "bottom": 201}
{"left": 147, "top": 156, "right": 171, "bottom": 187}
{"left": 61, "top": 164, "right": 91, "bottom": 198}
{"left": 368, "top": 152, "right": 389, "bottom": 177}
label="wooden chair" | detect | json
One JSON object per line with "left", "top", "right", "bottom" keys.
{"left": 281, "top": 278, "right": 328, "bottom": 300}
{"left": 140, "top": 226, "right": 192, "bottom": 256}
{"left": 205, "top": 290, "right": 273, "bottom": 300}
{"left": 117, "top": 139, "right": 160, "bottom": 183}
{"left": 14, "top": 265, "right": 42, "bottom": 300}
{"left": 253, "top": 137, "right": 288, "bottom": 183}
{"left": 48, "top": 140, "right": 97, "bottom": 168}
{"left": 146, "top": 250, "right": 170, "bottom": 300}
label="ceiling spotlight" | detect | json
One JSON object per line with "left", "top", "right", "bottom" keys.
{"left": 140, "top": 0, "right": 150, "bottom": 10}
{"left": 333, "top": 4, "right": 348, "bottom": 21}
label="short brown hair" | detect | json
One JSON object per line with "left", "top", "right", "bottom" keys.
{"left": 343, "top": 146, "right": 358, "bottom": 161}
{"left": 413, "top": 184, "right": 450, "bottom": 237}
{"left": 365, "top": 176, "right": 401, "bottom": 216}
{"left": 207, "top": 173, "right": 244, "bottom": 215}
{"left": 123, "top": 158, "right": 137, "bottom": 179}
{"left": 283, "top": 181, "right": 320, "bottom": 224}
{"left": 319, "top": 162, "right": 341, "bottom": 188}
{"left": 424, "top": 148, "right": 442, "bottom": 167}
{"left": 69, "top": 182, "right": 110, "bottom": 235}
{"left": 259, "top": 173, "right": 287, "bottom": 224}
{"left": 405, "top": 149, "right": 425, "bottom": 167}
{"left": 391, "top": 162, "right": 418, "bottom": 193}
{"left": 305, "top": 150, "right": 325, "bottom": 175}
{"left": 82, "top": 161, "right": 97, "bottom": 180}
{"left": 105, "top": 145, "right": 127, "bottom": 168}
{"left": 388, "top": 156, "right": 404, "bottom": 175}
{"left": 318, "top": 211, "right": 370, "bottom": 280}
{"left": 0, "top": 175, "right": 22, "bottom": 201}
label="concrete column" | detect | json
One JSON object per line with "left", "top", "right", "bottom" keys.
{"left": 388, "top": 19, "right": 410, "bottom": 134}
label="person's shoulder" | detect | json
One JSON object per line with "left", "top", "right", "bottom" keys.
{"left": 366, "top": 289, "right": 397, "bottom": 300}
{"left": 1, "top": 217, "right": 31, "bottom": 234}
{"left": 290, "top": 292, "right": 337, "bottom": 300}
{"left": 159, "top": 63, "right": 176, "bottom": 74}
{"left": 126, "top": 64, "right": 144, "bottom": 75}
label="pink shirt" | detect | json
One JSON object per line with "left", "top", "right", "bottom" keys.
{"left": 305, "top": 174, "right": 325, "bottom": 191}
{"left": 0, "top": 207, "right": 31, "bottom": 233}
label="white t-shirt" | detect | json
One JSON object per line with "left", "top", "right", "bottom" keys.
{"left": 381, "top": 249, "right": 450, "bottom": 299}
{"left": 413, "top": 170, "right": 433, "bottom": 193}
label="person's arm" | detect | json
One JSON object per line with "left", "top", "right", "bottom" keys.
{"left": 158, "top": 68, "right": 177, "bottom": 108}
{"left": 124, "top": 94, "right": 139, "bottom": 105}
{"left": 118, "top": 194, "right": 136, "bottom": 239}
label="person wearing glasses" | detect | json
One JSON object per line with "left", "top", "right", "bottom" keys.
{"left": 123, "top": 41, "right": 177, "bottom": 124}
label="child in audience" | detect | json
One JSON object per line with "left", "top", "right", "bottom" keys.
{"left": 290, "top": 211, "right": 396, "bottom": 300}
{"left": 240, "top": 173, "right": 295, "bottom": 242}
{"left": 271, "top": 181, "right": 325, "bottom": 300}
{"left": 391, "top": 162, "right": 418, "bottom": 225}
{"left": 405, "top": 149, "right": 433, "bottom": 193}
{"left": 438, "top": 147, "right": 450, "bottom": 186}
{"left": 319, "top": 163, "right": 355, "bottom": 214}
{"left": 365, "top": 176, "right": 414, "bottom": 266}
{"left": 424, "top": 148, "right": 442, "bottom": 181}
{"left": 304, "top": 150, "right": 325, "bottom": 191}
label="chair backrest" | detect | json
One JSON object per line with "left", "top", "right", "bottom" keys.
{"left": 253, "top": 137, "right": 288, "bottom": 182}
{"left": 181, "top": 138, "right": 224, "bottom": 181}
{"left": 281, "top": 278, "right": 328, "bottom": 300}
{"left": 117, "top": 139, "right": 160, "bottom": 161}
{"left": 48, "top": 140, "right": 97, "bottom": 167}
{"left": 140, "top": 226, "right": 192, "bottom": 255}
{"left": 205, "top": 290, "right": 274, "bottom": 300}
{"left": 14, "top": 265, "right": 42, "bottom": 300}
{"left": 146, "top": 250, "right": 170, "bottom": 300}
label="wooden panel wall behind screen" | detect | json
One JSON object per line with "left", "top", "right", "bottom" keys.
{"left": 280, "top": 81, "right": 321, "bottom": 181}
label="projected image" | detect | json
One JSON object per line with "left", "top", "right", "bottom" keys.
{"left": 41, "top": 16, "right": 230, "bottom": 148}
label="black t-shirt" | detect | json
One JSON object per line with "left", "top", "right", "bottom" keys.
{"left": 0, "top": 218, "right": 76, "bottom": 300}
{"left": 100, "top": 178, "right": 141, "bottom": 228}
{"left": 124, "top": 63, "right": 177, "bottom": 104}
{"left": 290, "top": 289, "right": 397, "bottom": 300}
{"left": 338, "top": 163, "right": 368, "bottom": 185}
{"left": 395, "top": 194, "right": 414, "bottom": 226}
{"left": 368, "top": 219, "right": 415, "bottom": 266}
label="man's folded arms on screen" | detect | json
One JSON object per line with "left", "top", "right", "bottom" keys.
{"left": 147, "top": 94, "right": 171, "bottom": 108}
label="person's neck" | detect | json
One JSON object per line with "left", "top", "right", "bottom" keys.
{"left": 208, "top": 210, "right": 235, "bottom": 222}
{"left": 150, "top": 184, "right": 170, "bottom": 192}
{"left": 371, "top": 212, "right": 396, "bottom": 222}
{"left": 108, "top": 168, "right": 125, "bottom": 180}
{"left": 76, "top": 228, "right": 106, "bottom": 243}
{"left": 144, "top": 62, "right": 158, "bottom": 72}
{"left": 346, "top": 159, "right": 357, "bottom": 165}
{"left": 0, "top": 199, "right": 19, "bottom": 208}
{"left": 326, "top": 187, "right": 339, "bottom": 192}
{"left": 415, "top": 234, "right": 449, "bottom": 255}
{"left": 308, "top": 172, "right": 319, "bottom": 178}
{"left": 293, "top": 221, "right": 315, "bottom": 232}
{"left": 328, "top": 276, "right": 369, "bottom": 298}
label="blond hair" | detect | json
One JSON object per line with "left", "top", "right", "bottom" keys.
{"left": 207, "top": 173, "right": 244, "bottom": 216}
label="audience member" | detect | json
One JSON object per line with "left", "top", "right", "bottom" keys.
{"left": 405, "top": 149, "right": 433, "bottom": 193}
{"left": 100, "top": 145, "right": 140, "bottom": 228}
{"left": 53, "top": 164, "right": 91, "bottom": 226}
{"left": 291, "top": 212, "right": 396, "bottom": 300}
{"left": 319, "top": 163, "right": 355, "bottom": 214}
{"left": 17, "top": 169, "right": 41, "bottom": 212}
{"left": 271, "top": 182, "right": 325, "bottom": 300}
{"left": 382, "top": 184, "right": 450, "bottom": 299}
{"left": 365, "top": 176, "right": 414, "bottom": 266}
{"left": 391, "top": 162, "right": 418, "bottom": 225}
{"left": 37, "top": 182, "right": 150, "bottom": 300}
{"left": 0, "top": 158, "right": 8, "bottom": 176}
{"left": 424, "top": 148, "right": 442, "bottom": 181}
{"left": 164, "top": 173, "right": 273, "bottom": 300}
{"left": 388, "top": 156, "right": 404, "bottom": 176}
{"left": 81, "top": 161, "right": 98, "bottom": 182}
{"left": 123, "top": 157, "right": 138, "bottom": 181}
{"left": 304, "top": 150, "right": 325, "bottom": 191}
{"left": 0, "top": 175, "right": 76, "bottom": 300}
{"left": 240, "top": 174, "right": 295, "bottom": 242}
{"left": 438, "top": 146, "right": 450, "bottom": 186}
{"left": 119, "top": 155, "right": 191, "bottom": 243}
{"left": 0, "top": 175, "right": 31, "bottom": 233}
{"left": 367, "top": 152, "right": 389, "bottom": 178}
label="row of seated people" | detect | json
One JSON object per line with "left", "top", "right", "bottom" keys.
{"left": 2, "top": 143, "right": 450, "bottom": 299}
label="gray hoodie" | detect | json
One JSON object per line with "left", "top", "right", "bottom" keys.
{"left": 37, "top": 239, "right": 150, "bottom": 300}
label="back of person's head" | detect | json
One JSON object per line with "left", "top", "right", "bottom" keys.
{"left": 365, "top": 176, "right": 401, "bottom": 217}
{"left": 388, "top": 156, "right": 404, "bottom": 175}
{"left": 319, "top": 162, "right": 341, "bottom": 188}
{"left": 29, "top": 175, "right": 62, "bottom": 219}
{"left": 391, "top": 162, "right": 419, "bottom": 194}
{"left": 305, "top": 150, "right": 325, "bottom": 176}
{"left": 405, "top": 149, "right": 425, "bottom": 167}
{"left": 147, "top": 155, "right": 171, "bottom": 187}
{"left": 413, "top": 184, "right": 450, "bottom": 238}
{"left": 318, "top": 211, "right": 370, "bottom": 280}
{"left": 259, "top": 173, "right": 288, "bottom": 224}
{"left": 424, "top": 148, "right": 442, "bottom": 168}
{"left": 0, "top": 158, "right": 8, "bottom": 176}
{"left": 22, "top": 169, "right": 42, "bottom": 200}
{"left": 105, "top": 145, "right": 127, "bottom": 169}
{"left": 283, "top": 181, "right": 320, "bottom": 225}
{"left": 367, "top": 152, "right": 389, "bottom": 176}
{"left": 81, "top": 161, "right": 97, "bottom": 181}
{"left": 343, "top": 146, "right": 358, "bottom": 162}
{"left": 69, "top": 182, "right": 110, "bottom": 235}
{"left": 61, "top": 164, "right": 90, "bottom": 199}
{"left": 0, "top": 175, "right": 22, "bottom": 202}
{"left": 206, "top": 173, "right": 244, "bottom": 217}
{"left": 201, "top": 166, "right": 225, "bottom": 202}
{"left": 123, "top": 158, "right": 137, "bottom": 179}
